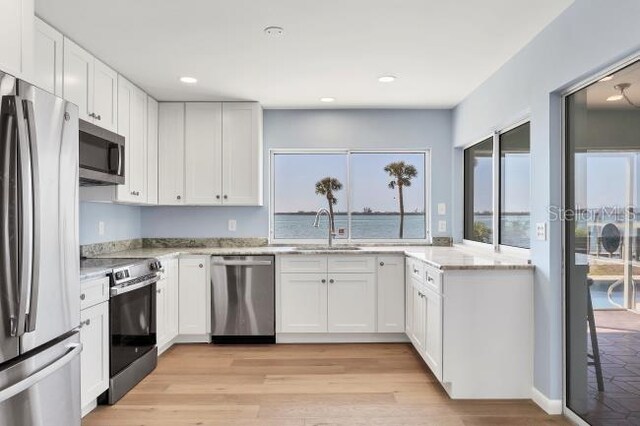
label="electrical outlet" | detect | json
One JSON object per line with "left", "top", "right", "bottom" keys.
{"left": 228, "top": 219, "right": 237, "bottom": 232}
{"left": 437, "top": 203, "right": 446, "bottom": 215}
{"left": 438, "top": 220, "right": 447, "bottom": 232}
{"left": 536, "top": 222, "right": 546, "bottom": 241}
{"left": 98, "top": 221, "right": 105, "bottom": 236}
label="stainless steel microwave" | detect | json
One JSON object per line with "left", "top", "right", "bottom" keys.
{"left": 79, "top": 119, "right": 125, "bottom": 186}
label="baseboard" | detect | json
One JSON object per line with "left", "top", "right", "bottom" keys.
{"left": 276, "top": 333, "right": 410, "bottom": 344}
{"left": 81, "top": 399, "right": 97, "bottom": 418}
{"left": 174, "top": 334, "right": 211, "bottom": 344}
{"left": 532, "top": 387, "right": 563, "bottom": 415}
{"left": 158, "top": 337, "right": 177, "bottom": 355}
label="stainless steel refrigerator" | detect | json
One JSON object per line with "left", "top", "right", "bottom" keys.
{"left": 0, "top": 71, "right": 81, "bottom": 425}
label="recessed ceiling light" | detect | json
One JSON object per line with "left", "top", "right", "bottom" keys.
{"left": 599, "top": 76, "right": 613, "bottom": 82}
{"left": 264, "top": 26, "right": 285, "bottom": 37}
{"left": 180, "top": 76, "right": 198, "bottom": 84}
{"left": 378, "top": 75, "right": 397, "bottom": 83}
{"left": 320, "top": 97, "right": 335, "bottom": 103}
{"left": 607, "top": 94, "right": 623, "bottom": 102}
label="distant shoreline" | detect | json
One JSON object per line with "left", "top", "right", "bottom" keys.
{"left": 275, "top": 212, "right": 425, "bottom": 216}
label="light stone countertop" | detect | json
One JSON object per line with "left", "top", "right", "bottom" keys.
{"left": 83, "top": 245, "right": 532, "bottom": 272}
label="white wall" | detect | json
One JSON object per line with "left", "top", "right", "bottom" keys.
{"left": 452, "top": 0, "right": 640, "bottom": 403}
{"left": 141, "top": 109, "right": 453, "bottom": 239}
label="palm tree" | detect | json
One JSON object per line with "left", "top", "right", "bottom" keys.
{"left": 315, "top": 177, "right": 343, "bottom": 231}
{"left": 384, "top": 161, "right": 417, "bottom": 238}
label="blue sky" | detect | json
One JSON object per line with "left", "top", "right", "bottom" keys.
{"left": 274, "top": 152, "right": 426, "bottom": 213}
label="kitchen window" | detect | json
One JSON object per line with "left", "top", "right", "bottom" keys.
{"left": 270, "top": 150, "right": 429, "bottom": 242}
{"left": 463, "top": 122, "right": 531, "bottom": 249}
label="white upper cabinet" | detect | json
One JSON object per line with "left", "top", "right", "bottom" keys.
{"left": 185, "top": 103, "right": 222, "bottom": 205}
{"left": 0, "top": 0, "right": 33, "bottom": 79}
{"left": 116, "top": 75, "right": 147, "bottom": 203}
{"left": 92, "top": 59, "right": 118, "bottom": 132}
{"left": 158, "top": 101, "right": 262, "bottom": 206}
{"left": 158, "top": 103, "right": 185, "bottom": 205}
{"left": 63, "top": 37, "right": 118, "bottom": 131}
{"left": 33, "top": 17, "right": 62, "bottom": 95}
{"left": 147, "top": 96, "right": 159, "bottom": 205}
{"left": 222, "top": 102, "right": 263, "bottom": 205}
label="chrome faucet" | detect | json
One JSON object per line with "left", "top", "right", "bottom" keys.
{"left": 313, "top": 208, "right": 336, "bottom": 247}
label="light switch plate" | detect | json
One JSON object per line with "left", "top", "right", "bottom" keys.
{"left": 437, "top": 203, "right": 446, "bottom": 215}
{"left": 228, "top": 219, "right": 237, "bottom": 232}
{"left": 536, "top": 222, "right": 546, "bottom": 241}
{"left": 438, "top": 220, "right": 447, "bottom": 232}
{"left": 98, "top": 221, "right": 105, "bottom": 236}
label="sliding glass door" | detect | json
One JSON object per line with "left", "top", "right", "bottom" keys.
{"left": 565, "top": 59, "right": 640, "bottom": 425}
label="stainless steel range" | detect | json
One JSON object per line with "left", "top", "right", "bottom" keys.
{"left": 84, "top": 258, "right": 163, "bottom": 404}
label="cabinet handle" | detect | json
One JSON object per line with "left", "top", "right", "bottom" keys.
{"left": 157, "top": 289, "right": 161, "bottom": 294}
{"left": 88, "top": 112, "right": 95, "bottom": 118}
{"left": 379, "top": 261, "right": 384, "bottom": 266}
{"left": 177, "top": 195, "right": 181, "bottom": 200}
{"left": 413, "top": 268, "right": 418, "bottom": 273}
{"left": 329, "top": 279, "right": 334, "bottom": 284}
{"left": 427, "top": 276, "right": 434, "bottom": 282}
{"left": 96, "top": 115, "right": 101, "bottom": 121}
{"left": 199, "top": 264, "right": 203, "bottom": 268}
{"left": 80, "top": 294, "right": 85, "bottom": 301}
{"left": 223, "top": 195, "right": 228, "bottom": 199}
{"left": 216, "top": 195, "right": 220, "bottom": 199}
{"left": 321, "top": 279, "right": 326, "bottom": 283}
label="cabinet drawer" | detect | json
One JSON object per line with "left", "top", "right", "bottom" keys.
{"left": 424, "top": 264, "right": 443, "bottom": 294}
{"left": 328, "top": 256, "right": 375, "bottom": 273}
{"left": 80, "top": 277, "right": 109, "bottom": 310}
{"left": 407, "top": 258, "right": 424, "bottom": 282}
{"left": 280, "top": 256, "right": 327, "bottom": 273}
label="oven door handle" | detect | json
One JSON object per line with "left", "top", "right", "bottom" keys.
{"left": 110, "top": 277, "right": 158, "bottom": 297}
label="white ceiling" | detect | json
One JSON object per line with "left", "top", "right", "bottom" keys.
{"left": 36, "top": 0, "right": 574, "bottom": 108}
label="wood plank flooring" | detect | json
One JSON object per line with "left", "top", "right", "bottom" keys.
{"left": 82, "top": 343, "right": 570, "bottom": 426}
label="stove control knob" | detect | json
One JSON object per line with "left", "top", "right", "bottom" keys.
{"left": 115, "top": 271, "right": 124, "bottom": 280}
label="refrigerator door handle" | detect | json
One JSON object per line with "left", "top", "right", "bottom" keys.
{"left": 0, "top": 343, "right": 81, "bottom": 403}
{"left": 23, "top": 99, "right": 39, "bottom": 332}
{"left": 12, "top": 96, "right": 32, "bottom": 338}
{"left": 0, "top": 96, "right": 20, "bottom": 337}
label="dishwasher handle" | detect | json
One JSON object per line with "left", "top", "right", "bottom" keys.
{"left": 211, "top": 260, "right": 273, "bottom": 266}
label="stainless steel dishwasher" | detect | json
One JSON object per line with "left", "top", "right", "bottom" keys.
{"left": 210, "top": 256, "right": 275, "bottom": 343}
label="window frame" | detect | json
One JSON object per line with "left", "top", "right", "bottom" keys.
{"left": 269, "top": 148, "right": 431, "bottom": 245}
{"left": 462, "top": 119, "right": 531, "bottom": 255}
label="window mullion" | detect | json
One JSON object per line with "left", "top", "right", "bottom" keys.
{"left": 492, "top": 131, "right": 500, "bottom": 251}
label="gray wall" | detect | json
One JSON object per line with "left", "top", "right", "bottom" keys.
{"left": 140, "top": 109, "right": 453, "bottom": 239}
{"left": 452, "top": 0, "right": 640, "bottom": 402}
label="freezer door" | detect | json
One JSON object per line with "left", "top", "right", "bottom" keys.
{"left": 17, "top": 81, "right": 80, "bottom": 353}
{"left": 0, "top": 331, "right": 81, "bottom": 426}
{"left": 0, "top": 70, "right": 20, "bottom": 364}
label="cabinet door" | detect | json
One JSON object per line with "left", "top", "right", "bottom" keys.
{"left": 33, "top": 17, "right": 62, "bottom": 95}
{"left": 147, "top": 96, "right": 159, "bottom": 204}
{"left": 185, "top": 103, "right": 222, "bottom": 204}
{"left": 63, "top": 38, "right": 93, "bottom": 122}
{"left": 155, "top": 278, "right": 167, "bottom": 347}
{"left": 92, "top": 59, "right": 118, "bottom": 132}
{"left": 423, "top": 286, "right": 443, "bottom": 381}
{"left": 410, "top": 279, "right": 426, "bottom": 351}
{"left": 0, "top": 0, "right": 33, "bottom": 78}
{"left": 221, "top": 102, "right": 262, "bottom": 205}
{"left": 328, "top": 273, "right": 375, "bottom": 333}
{"left": 178, "top": 257, "right": 209, "bottom": 335}
{"left": 377, "top": 256, "right": 405, "bottom": 333}
{"left": 158, "top": 103, "right": 185, "bottom": 205}
{"left": 164, "top": 258, "right": 180, "bottom": 340}
{"left": 280, "top": 273, "right": 327, "bottom": 333}
{"left": 80, "top": 302, "right": 109, "bottom": 409}
{"left": 115, "top": 76, "right": 135, "bottom": 202}
{"left": 130, "top": 85, "right": 148, "bottom": 201}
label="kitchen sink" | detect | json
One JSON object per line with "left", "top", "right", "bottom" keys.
{"left": 292, "top": 246, "right": 363, "bottom": 251}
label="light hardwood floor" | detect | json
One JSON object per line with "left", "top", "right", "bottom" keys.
{"left": 82, "top": 343, "right": 570, "bottom": 426}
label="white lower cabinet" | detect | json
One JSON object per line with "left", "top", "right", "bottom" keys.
{"left": 328, "top": 273, "right": 375, "bottom": 333}
{"left": 377, "top": 256, "right": 405, "bottom": 332}
{"left": 280, "top": 273, "right": 327, "bottom": 333}
{"left": 79, "top": 301, "right": 109, "bottom": 415}
{"left": 178, "top": 256, "right": 210, "bottom": 336}
{"left": 422, "top": 285, "right": 442, "bottom": 381}
{"left": 156, "top": 257, "right": 179, "bottom": 352}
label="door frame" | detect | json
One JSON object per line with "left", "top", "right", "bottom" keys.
{"left": 561, "top": 51, "right": 640, "bottom": 425}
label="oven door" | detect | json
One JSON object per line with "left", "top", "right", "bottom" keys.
{"left": 109, "top": 282, "right": 156, "bottom": 377}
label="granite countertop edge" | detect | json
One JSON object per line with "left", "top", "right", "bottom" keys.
{"left": 81, "top": 246, "right": 533, "bottom": 278}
